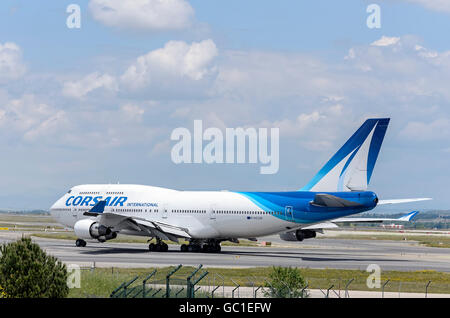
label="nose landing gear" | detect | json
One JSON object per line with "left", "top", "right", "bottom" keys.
{"left": 75, "top": 239, "right": 86, "bottom": 247}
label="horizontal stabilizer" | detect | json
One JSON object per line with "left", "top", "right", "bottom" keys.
{"left": 377, "top": 198, "right": 432, "bottom": 205}
{"left": 298, "top": 211, "right": 420, "bottom": 232}
{"left": 397, "top": 211, "right": 419, "bottom": 221}
{"left": 311, "top": 193, "right": 363, "bottom": 208}
{"left": 332, "top": 211, "right": 420, "bottom": 223}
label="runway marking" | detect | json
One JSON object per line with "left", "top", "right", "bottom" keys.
{"left": 0, "top": 228, "right": 9, "bottom": 230}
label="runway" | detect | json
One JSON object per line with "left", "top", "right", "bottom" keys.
{"left": 1, "top": 231, "right": 449, "bottom": 272}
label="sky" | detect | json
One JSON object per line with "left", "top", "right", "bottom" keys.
{"left": 0, "top": 0, "right": 449, "bottom": 211}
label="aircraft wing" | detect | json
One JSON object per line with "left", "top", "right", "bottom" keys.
{"left": 302, "top": 222, "right": 339, "bottom": 230}
{"left": 84, "top": 201, "right": 190, "bottom": 242}
{"left": 98, "top": 213, "right": 191, "bottom": 242}
{"left": 301, "top": 211, "right": 419, "bottom": 231}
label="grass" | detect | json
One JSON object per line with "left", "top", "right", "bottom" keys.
{"left": 0, "top": 215, "right": 56, "bottom": 223}
{"left": 68, "top": 266, "right": 450, "bottom": 298}
{"left": 320, "top": 233, "right": 450, "bottom": 248}
{"left": 0, "top": 223, "right": 63, "bottom": 230}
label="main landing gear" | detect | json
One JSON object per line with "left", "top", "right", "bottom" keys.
{"left": 180, "top": 241, "right": 221, "bottom": 253}
{"left": 75, "top": 239, "right": 86, "bottom": 247}
{"left": 149, "top": 239, "right": 169, "bottom": 252}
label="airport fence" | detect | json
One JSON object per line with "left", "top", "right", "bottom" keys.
{"left": 105, "top": 265, "right": 448, "bottom": 298}
{"left": 109, "top": 265, "right": 211, "bottom": 298}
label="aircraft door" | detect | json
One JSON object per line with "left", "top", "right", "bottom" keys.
{"left": 209, "top": 204, "right": 217, "bottom": 220}
{"left": 285, "top": 206, "right": 294, "bottom": 221}
{"left": 162, "top": 203, "right": 168, "bottom": 219}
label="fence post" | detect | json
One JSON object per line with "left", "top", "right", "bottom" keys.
{"left": 231, "top": 279, "right": 240, "bottom": 298}
{"left": 425, "top": 281, "right": 431, "bottom": 298}
{"left": 345, "top": 279, "right": 354, "bottom": 298}
{"left": 382, "top": 279, "right": 390, "bottom": 298}
{"left": 142, "top": 270, "right": 157, "bottom": 298}
{"left": 121, "top": 276, "right": 139, "bottom": 298}
{"left": 187, "top": 265, "right": 203, "bottom": 298}
{"left": 254, "top": 286, "right": 263, "bottom": 298}
{"left": 110, "top": 282, "right": 126, "bottom": 298}
{"left": 211, "top": 285, "right": 221, "bottom": 298}
{"left": 212, "top": 273, "right": 225, "bottom": 298}
{"left": 175, "top": 287, "right": 185, "bottom": 298}
{"left": 191, "top": 271, "right": 209, "bottom": 298}
{"left": 166, "top": 265, "right": 183, "bottom": 298}
{"left": 326, "top": 285, "right": 334, "bottom": 298}
{"left": 301, "top": 284, "right": 309, "bottom": 298}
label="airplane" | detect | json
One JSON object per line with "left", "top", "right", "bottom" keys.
{"left": 50, "top": 118, "right": 431, "bottom": 253}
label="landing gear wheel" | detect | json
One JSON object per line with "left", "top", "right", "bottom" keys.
{"left": 187, "top": 244, "right": 201, "bottom": 253}
{"left": 75, "top": 239, "right": 86, "bottom": 247}
{"left": 149, "top": 242, "right": 168, "bottom": 252}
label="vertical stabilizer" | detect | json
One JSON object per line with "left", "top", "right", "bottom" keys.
{"left": 301, "top": 118, "right": 390, "bottom": 192}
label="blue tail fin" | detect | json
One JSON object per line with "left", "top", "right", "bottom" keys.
{"left": 301, "top": 118, "right": 390, "bottom": 192}
{"left": 89, "top": 200, "right": 107, "bottom": 213}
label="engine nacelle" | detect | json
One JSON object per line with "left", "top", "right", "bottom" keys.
{"left": 279, "top": 229, "right": 317, "bottom": 242}
{"left": 74, "top": 219, "right": 113, "bottom": 240}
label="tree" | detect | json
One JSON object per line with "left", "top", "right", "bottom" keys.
{"left": 264, "top": 266, "right": 308, "bottom": 298}
{"left": 0, "top": 237, "right": 69, "bottom": 298}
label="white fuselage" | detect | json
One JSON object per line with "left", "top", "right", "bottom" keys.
{"left": 50, "top": 184, "right": 299, "bottom": 239}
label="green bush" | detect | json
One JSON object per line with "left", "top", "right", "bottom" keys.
{"left": 0, "top": 237, "right": 69, "bottom": 298}
{"left": 264, "top": 266, "right": 308, "bottom": 298}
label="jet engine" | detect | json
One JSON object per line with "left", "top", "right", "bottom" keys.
{"left": 279, "top": 229, "right": 316, "bottom": 242}
{"left": 74, "top": 219, "right": 117, "bottom": 242}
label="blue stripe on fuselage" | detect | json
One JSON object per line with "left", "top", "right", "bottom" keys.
{"left": 237, "top": 191, "right": 377, "bottom": 223}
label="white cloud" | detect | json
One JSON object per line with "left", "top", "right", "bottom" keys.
{"left": 89, "top": 0, "right": 195, "bottom": 31}
{"left": 400, "top": 118, "right": 450, "bottom": 141}
{"left": 403, "top": 0, "right": 450, "bottom": 13}
{"left": 371, "top": 36, "right": 400, "bottom": 47}
{"left": 62, "top": 72, "right": 117, "bottom": 99}
{"left": 120, "top": 104, "right": 145, "bottom": 122}
{"left": 0, "top": 42, "right": 26, "bottom": 82}
{"left": 0, "top": 94, "right": 69, "bottom": 141}
{"left": 121, "top": 39, "right": 218, "bottom": 91}
{"left": 254, "top": 105, "right": 352, "bottom": 151}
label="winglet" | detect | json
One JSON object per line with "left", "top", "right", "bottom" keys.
{"left": 397, "top": 211, "right": 419, "bottom": 222}
{"left": 83, "top": 200, "right": 107, "bottom": 216}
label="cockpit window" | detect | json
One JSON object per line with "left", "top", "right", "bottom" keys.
{"left": 67, "top": 189, "right": 72, "bottom": 194}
